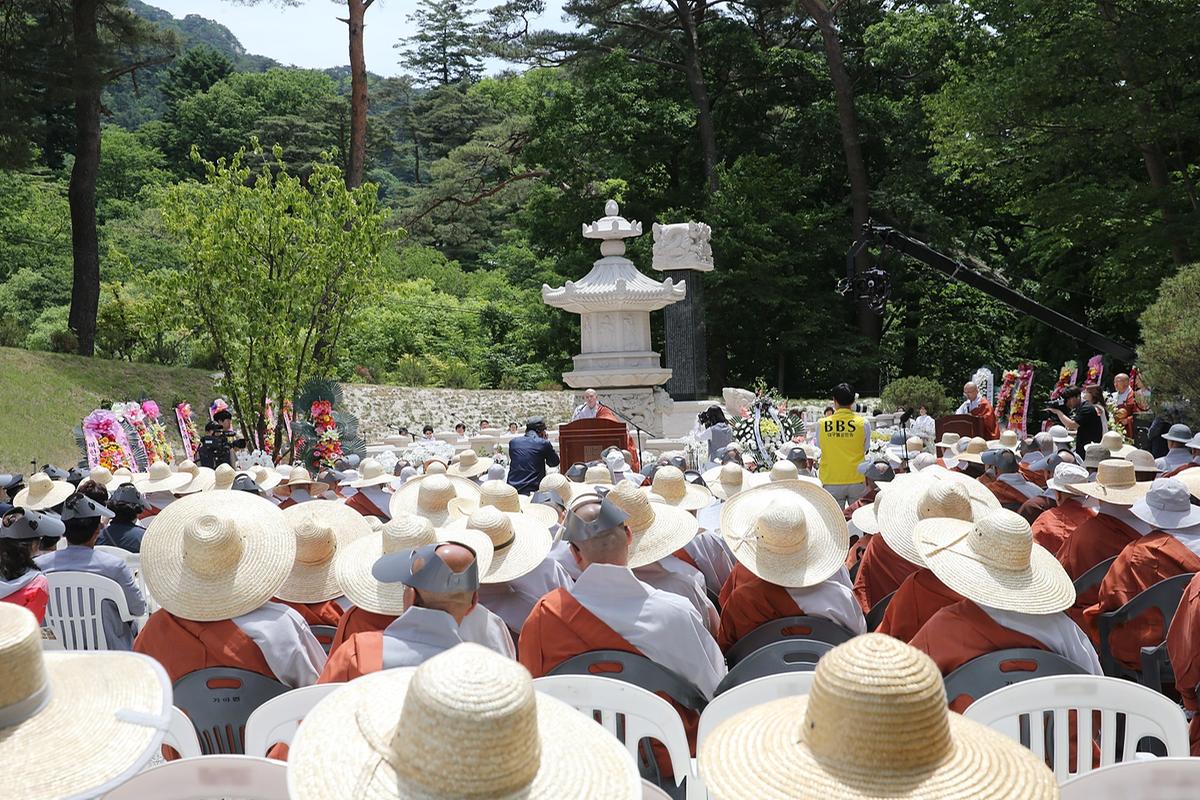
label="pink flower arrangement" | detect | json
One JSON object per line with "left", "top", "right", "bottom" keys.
{"left": 141, "top": 400, "right": 161, "bottom": 420}
{"left": 309, "top": 399, "right": 342, "bottom": 468}
{"left": 83, "top": 410, "right": 135, "bottom": 471}
{"left": 176, "top": 402, "right": 201, "bottom": 461}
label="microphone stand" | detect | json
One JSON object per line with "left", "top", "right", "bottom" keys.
{"left": 600, "top": 403, "right": 660, "bottom": 463}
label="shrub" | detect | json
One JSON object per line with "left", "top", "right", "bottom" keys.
{"left": 25, "top": 305, "right": 72, "bottom": 352}
{"left": 1140, "top": 263, "right": 1200, "bottom": 406}
{"left": 881, "top": 376, "right": 954, "bottom": 416}
{"left": 392, "top": 354, "right": 433, "bottom": 387}
{"left": 441, "top": 359, "right": 481, "bottom": 389}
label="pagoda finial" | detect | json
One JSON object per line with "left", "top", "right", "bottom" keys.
{"left": 605, "top": 199, "right": 619, "bottom": 216}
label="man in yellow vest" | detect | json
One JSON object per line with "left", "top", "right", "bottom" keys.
{"left": 818, "top": 383, "right": 872, "bottom": 507}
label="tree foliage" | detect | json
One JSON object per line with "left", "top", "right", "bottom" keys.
{"left": 1138, "top": 264, "right": 1200, "bottom": 407}
{"left": 397, "top": 0, "right": 484, "bottom": 87}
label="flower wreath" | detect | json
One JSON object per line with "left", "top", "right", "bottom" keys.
{"left": 732, "top": 396, "right": 799, "bottom": 470}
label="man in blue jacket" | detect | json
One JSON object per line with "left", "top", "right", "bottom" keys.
{"left": 507, "top": 417, "right": 560, "bottom": 495}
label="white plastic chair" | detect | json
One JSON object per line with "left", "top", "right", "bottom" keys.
{"left": 642, "top": 778, "right": 673, "bottom": 799}
{"left": 43, "top": 571, "right": 136, "bottom": 650}
{"left": 1060, "top": 757, "right": 1200, "bottom": 798}
{"left": 93, "top": 545, "right": 151, "bottom": 624}
{"left": 40, "top": 627, "right": 64, "bottom": 651}
{"left": 163, "top": 706, "right": 202, "bottom": 759}
{"left": 243, "top": 683, "right": 343, "bottom": 756}
{"left": 101, "top": 755, "right": 288, "bottom": 800}
{"left": 963, "top": 674, "right": 1189, "bottom": 782}
{"left": 534, "top": 674, "right": 694, "bottom": 797}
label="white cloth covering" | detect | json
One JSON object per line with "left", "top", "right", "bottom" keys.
{"left": 232, "top": 601, "right": 327, "bottom": 688}
{"left": 570, "top": 563, "right": 727, "bottom": 698}
{"left": 681, "top": 528, "right": 734, "bottom": 595}
{"left": 549, "top": 539, "right": 582, "bottom": 581}
{"left": 978, "top": 605, "right": 1102, "bottom": 675}
{"left": 380, "top": 606, "right": 463, "bottom": 668}
{"left": 459, "top": 603, "right": 516, "bottom": 658}
{"left": 1097, "top": 503, "right": 1157, "bottom": 536}
{"left": 633, "top": 556, "right": 719, "bottom": 635}
{"left": 288, "top": 488, "right": 315, "bottom": 504}
{"left": 477, "top": 557, "right": 573, "bottom": 634}
{"left": 784, "top": 576, "right": 867, "bottom": 635}
{"left": 995, "top": 472, "right": 1043, "bottom": 500}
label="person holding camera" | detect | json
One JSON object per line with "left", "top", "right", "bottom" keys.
{"left": 694, "top": 405, "right": 733, "bottom": 466}
{"left": 507, "top": 417, "right": 560, "bottom": 495}
{"left": 1046, "top": 386, "right": 1103, "bottom": 457}
{"left": 195, "top": 417, "right": 246, "bottom": 469}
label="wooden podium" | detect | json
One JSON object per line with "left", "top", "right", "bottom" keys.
{"left": 557, "top": 418, "right": 628, "bottom": 472}
{"left": 936, "top": 414, "right": 984, "bottom": 441}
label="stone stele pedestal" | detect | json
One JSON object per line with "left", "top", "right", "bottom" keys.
{"left": 653, "top": 221, "right": 713, "bottom": 401}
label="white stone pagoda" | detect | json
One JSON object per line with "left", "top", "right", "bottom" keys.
{"left": 542, "top": 200, "right": 686, "bottom": 390}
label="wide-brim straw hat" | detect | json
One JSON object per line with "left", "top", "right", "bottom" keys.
{"left": 12, "top": 473, "right": 74, "bottom": 510}
{"left": 604, "top": 481, "right": 699, "bottom": 570}
{"left": 1175, "top": 468, "right": 1200, "bottom": 501}
{"left": 277, "top": 500, "right": 372, "bottom": 603}
{"left": 176, "top": 463, "right": 215, "bottom": 494}
{"left": 246, "top": 465, "right": 283, "bottom": 493}
{"left": 539, "top": 472, "right": 591, "bottom": 505}
{"left": 390, "top": 474, "right": 483, "bottom": 527}
{"left": 287, "top": 643, "right": 641, "bottom": 800}
{"left": 986, "top": 429, "right": 1021, "bottom": 452}
{"left": 956, "top": 437, "right": 991, "bottom": 464}
{"left": 648, "top": 466, "right": 714, "bottom": 511}
{"left": 698, "top": 634, "right": 1059, "bottom": 800}
{"left": 934, "top": 432, "right": 961, "bottom": 451}
{"left": 1125, "top": 449, "right": 1162, "bottom": 476}
{"left": 210, "top": 463, "right": 237, "bottom": 492}
{"left": 0, "top": 605, "right": 174, "bottom": 799}
{"left": 349, "top": 458, "right": 393, "bottom": 488}
{"left": 1074, "top": 459, "right": 1152, "bottom": 506}
{"left": 1100, "top": 430, "right": 1136, "bottom": 458}
{"left": 133, "top": 461, "right": 192, "bottom": 494}
{"left": 282, "top": 466, "right": 329, "bottom": 495}
{"left": 702, "top": 462, "right": 762, "bottom": 501}
{"left": 141, "top": 490, "right": 295, "bottom": 621}
{"left": 104, "top": 467, "right": 136, "bottom": 491}
{"left": 875, "top": 468, "right": 1000, "bottom": 567}
{"left": 583, "top": 464, "right": 613, "bottom": 485}
{"left": 447, "top": 449, "right": 494, "bottom": 479}
{"left": 86, "top": 465, "right": 114, "bottom": 487}
{"left": 849, "top": 498, "right": 881, "bottom": 536}
{"left": 720, "top": 480, "right": 848, "bottom": 588}
{"left": 445, "top": 506, "right": 552, "bottom": 584}
{"left": 336, "top": 515, "right": 494, "bottom": 615}
{"left": 915, "top": 509, "right": 1075, "bottom": 614}
{"left": 446, "top": 482, "right": 558, "bottom": 529}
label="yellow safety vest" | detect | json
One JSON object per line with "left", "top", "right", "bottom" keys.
{"left": 818, "top": 408, "right": 866, "bottom": 486}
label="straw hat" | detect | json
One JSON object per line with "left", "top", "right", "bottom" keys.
{"left": 131, "top": 461, "right": 190, "bottom": 495}
{"left": 447, "top": 449, "right": 494, "bottom": 479}
{"left": 246, "top": 465, "right": 283, "bottom": 493}
{"left": 648, "top": 466, "right": 713, "bottom": 511}
{"left": 176, "top": 463, "right": 215, "bottom": 494}
{"left": 1100, "top": 430, "right": 1135, "bottom": 458}
{"left": 0, "top": 605, "right": 174, "bottom": 799}
{"left": 276, "top": 500, "right": 372, "bottom": 603}
{"left": 446, "top": 480, "right": 557, "bottom": 528}
{"left": 697, "top": 634, "right": 1058, "bottom": 800}
{"left": 282, "top": 466, "right": 329, "bottom": 495}
{"left": 720, "top": 480, "right": 848, "bottom": 588}
{"left": 987, "top": 429, "right": 1021, "bottom": 452}
{"left": 1130, "top": 478, "right": 1200, "bottom": 530}
{"left": 702, "top": 462, "right": 760, "bottom": 501}
{"left": 1125, "top": 449, "right": 1162, "bottom": 477}
{"left": 445, "top": 506, "right": 552, "bottom": 584}
{"left": 349, "top": 458, "right": 393, "bottom": 488}
{"left": 424, "top": 460, "right": 448, "bottom": 475}
{"left": 583, "top": 464, "right": 612, "bottom": 485}
{"left": 934, "top": 432, "right": 961, "bottom": 451}
{"left": 850, "top": 497, "right": 881, "bottom": 536}
{"left": 605, "top": 481, "right": 699, "bottom": 570}
{"left": 1081, "top": 443, "right": 1111, "bottom": 470}
{"left": 875, "top": 471, "right": 1000, "bottom": 567}
{"left": 336, "top": 515, "right": 493, "bottom": 616}
{"left": 103, "top": 467, "right": 136, "bottom": 491}
{"left": 1074, "top": 459, "right": 1152, "bottom": 506}
{"left": 1046, "top": 463, "right": 1089, "bottom": 496}
{"left": 86, "top": 466, "right": 113, "bottom": 487}
{"left": 1176, "top": 468, "right": 1200, "bottom": 501}
{"left": 211, "top": 463, "right": 236, "bottom": 491}
{"left": 915, "top": 509, "right": 1075, "bottom": 614}
{"left": 390, "top": 474, "right": 482, "bottom": 527}
{"left": 956, "top": 437, "right": 990, "bottom": 464}
{"left": 288, "top": 643, "right": 641, "bottom": 800}
{"left": 140, "top": 490, "right": 296, "bottom": 621}
{"left": 12, "top": 473, "right": 75, "bottom": 511}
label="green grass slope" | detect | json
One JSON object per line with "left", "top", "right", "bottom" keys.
{"left": 0, "top": 347, "right": 216, "bottom": 473}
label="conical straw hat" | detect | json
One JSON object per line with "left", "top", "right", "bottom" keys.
{"left": 698, "top": 634, "right": 1059, "bottom": 799}
{"left": 349, "top": 458, "right": 393, "bottom": 488}
{"left": 390, "top": 474, "right": 482, "bottom": 527}
{"left": 287, "top": 643, "right": 641, "bottom": 800}
{"left": 584, "top": 464, "right": 612, "bottom": 485}
{"left": 175, "top": 461, "right": 215, "bottom": 494}
{"left": 140, "top": 490, "right": 296, "bottom": 621}
{"left": 211, "top": 463, "right": 236, "bottom": 491}
{"left": 1100, "top": 430, "right": 1136, "bottom": 458}
{"left": 648, "top": 465, "right": 713, "bottom": 510}
{"left": 104, "top": 467, "right": 136, "bottom": 491}
{"left": 539, "top": 472, "right": 591, "bottom": 504}
{"left": 447, "top": 480, "right": 558, "bottom": 528}
{"left": 336, "top": 514, "right": 494, "bottom": 615}
{"left": 447, "top": 449, "right": 494, "bottom": 479}
{"left": 720, "top": 480, "right": 848, "bottom": 588}
{"left": 915, "top": 508, "right": 1075, "bottom": 614}
{"left": 12, "top": 473, "right": 74, "bottom": 510}
{"left": 445, "top": 506, "right": 552, "bottom": 584}
{"left": 701, "top": 462, "right": 761, "bottom": 501}
{"left": 875, "top": 470, "right": 999, "bottom": 567}
{"left": 0, "top": 605, "right": 174, "bottom": 799}
{"left": 86, "top": 466, "right": 114, "bottom": 487}
{"left": 133, "top": 461, "right": 191, "bottom": 494}
{"left": 276, "top": 500, "right": 372, "bottom": 603}
{"left": 987, "top": 429, "right": 1021, "bottom": 452}
{"left": 605, "top": 481, "right": 699, "bottom": 569}
{"left": 956, "top": 437, "right": 991, "bottom": 464}
{"left": 1074, "top": 459, "right": 1151, "bottom": 506}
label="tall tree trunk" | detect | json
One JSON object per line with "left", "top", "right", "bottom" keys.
{"left": 68, "top": 0, "right": 101, "bottom": 357}
{"left": 344, "top": 0, "right": 371, "bottom": 188}
{"left": 677, "top": 3, "right": 719, "bottom": 193}
{"left": 801, "top": 0, "right": 878, "bottom": 341}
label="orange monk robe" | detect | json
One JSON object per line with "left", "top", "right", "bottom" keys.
{"left": 910, "top": 600, "right": 1051, "bottom": 712}
{"left": 594, "top": 405, "right": 641, "bottom": 471}
{"left": 717, "top": 561, "right": 754, "bottom": 609}
{"left": 318, "top": 631, "right": 384, "bottom": 682}
{"left": 876, "top": 568, "right": 962, "bottom": 644}
{"left": 986, "top": 479, "right": 1032, "bottom": 511}
{"left": 1031, "top": 502, "right": 1094, "bottom": 557}
{"left": 276, "top": 496, "right": 297, "bottom": 510}
{"left": 1019, "top": 463, "right": 1049, "bottom": 489}
{"left": 1057, "top": 513, "right": 1142, "bottom": 627}
{"left": 845, "top": 533, "right": 871, "bottom": 576}
{"left": 1166, "top": 573, "right": 1200, "bottom": 755}
{"left": 519, "top": 588, "right": 694, "bottom": 774}
{"left": 970, "top": 398, "right": 1000, "bottom": 440}
{"left": 843, "top": 487, "right": 878, "bottom": 523}
{"left": 1165, "top": 464, "right": 1199, "bottom": 480}
{"left": 275, "top": 598, "right": 343, "bottom": 628}
{"left": 343, "top": 491, "right": 390, "bottom": 520}
{"left": 1082, "top": 532, "right": 1200, "bottom": 670}
{"left": 330, "top": 605, "right": 396, "bottom": 654}
{"left": 852, "top": 535, "right": 919, "bottom": 614}
{"left": 716, "top": 570, "right": 804, "bottom": 652}
{"left": 1018, "top": 495, "right": 1057, "bottom": 525}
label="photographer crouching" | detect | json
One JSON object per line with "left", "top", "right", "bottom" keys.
{"left": 196, "top": 409, "right": 247, "bottom": 468}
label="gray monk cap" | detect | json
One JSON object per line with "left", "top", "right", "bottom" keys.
{"left": 562, "top": 494, "right": 630, "bottom": 544}
{"left": 1, "top": 508, "right": 65, "bottom": 540}
{"left": 60, "top": 492, "right": 115, "bottom": 522}
{"left": 372, "top": 543, "right": 480, "bottom": 594}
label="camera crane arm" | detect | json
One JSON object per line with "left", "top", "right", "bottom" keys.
{"left": 845, "top": 222, "right": 1137, "bottom": 362}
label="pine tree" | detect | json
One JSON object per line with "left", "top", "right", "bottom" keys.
{"left": 396, "top": 0, "right": 483, "bottom": 87}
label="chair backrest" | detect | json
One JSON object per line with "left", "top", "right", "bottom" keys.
{"left": 101, "top": 755, "right": 288, "bottom": 800}
{"left": 641, "top": 778, "right": 673, "bottom": 799}
{"left": 173, "top": 668, "right": 289, "bottom": 755}
{"left": 308, "top": 624, "right": 337, "bottom": 654}
{"left": 965, "top": 675, "right": 1190, "bottom": 783}
{"left": 548, "top": 650, "right": 708, "bottom": 712}
{"left": 43, "top": 570, "right": 133, "bottom": 650}
{"left": 243, "top": 683, "right": 343, "bottom": 757}
{"left": 534, "top": 674, "right": 692, "bottom": 788}
{"left": 164, "top": 706, "right": 203, "bottom": 759}
{"left": 94, "top": 545, "right": 139, "bottom": 573}
{"left": 1058, "top": 757, "right": 1200, "bottom": 799}
{"left": 699, "top": 672, "right": 815, "bottom": 746}
{"left": 943, "top": 648, "right": 1088, "bottom": 709}
{"left": 865, "top": 590, "right": 896, "bottom": 632}
{"left": 40, "top": 627, "right": 64, "bottom": 651}
{"left": 1073, "top": 556, "right": 1117, "bottom": 599}
{"left": 1097, "top": 572, "right": 1194, "bottom": 678}
{"left": 725, "top": 615, "right": 855, "bottom": 666}
{"left": 714, "top": 638, "right": 829, "bottom": 695}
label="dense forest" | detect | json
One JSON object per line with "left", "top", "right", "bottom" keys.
{"left": 1, "top": 0, "right": 1197, "bottom": 398}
